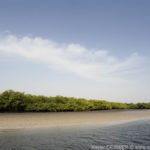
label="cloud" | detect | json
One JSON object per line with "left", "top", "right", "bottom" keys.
{"left": 0, "top": 35, "right": 144, "bottom": 80}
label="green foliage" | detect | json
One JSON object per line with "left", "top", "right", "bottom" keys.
{"left": 136, "top": 103, "right": 150, "bottom": 109}
{"left": 111, "top": 102, "right": 128, "bottom": 109}
{"left": 0, "top": 90, "right": 26, "bottom": 111}
{"left": 0, "top": 90, "right": 149, "bottom": 112}
{"left": 127, "top": 103, "right": 138, "bottom": 109}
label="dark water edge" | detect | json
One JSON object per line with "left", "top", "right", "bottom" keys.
{"left": 0, "top": 119, "right": 150, "bottom": 150}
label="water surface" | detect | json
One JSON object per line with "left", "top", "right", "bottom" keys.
{"left": 0, "top": 119, "right": 150, "bottom": 150}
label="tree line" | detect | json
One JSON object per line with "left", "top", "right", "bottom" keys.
{"left": 0, "top": 90, "right": 150, "bottom": 112}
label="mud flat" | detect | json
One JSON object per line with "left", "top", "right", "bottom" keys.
{"left": 0, "top": 110, "right": 150, "bottom": 129}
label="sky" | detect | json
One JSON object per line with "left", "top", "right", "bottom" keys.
{"left": 0, "top": 0, "right": 150, "bottom": 102}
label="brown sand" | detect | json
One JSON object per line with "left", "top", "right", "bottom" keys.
{"left": 0, "top": 110, "right": 150, "bottom": 129}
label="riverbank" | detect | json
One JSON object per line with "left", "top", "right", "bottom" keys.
{"left": 0, "top": 110, "right": 150, "bottom": 129}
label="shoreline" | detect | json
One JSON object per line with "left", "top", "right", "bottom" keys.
{"left": 0, "top": 110, "right": 150, "bottom": 130}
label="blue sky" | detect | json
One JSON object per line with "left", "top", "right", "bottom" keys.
{"left": 0, "top": 0, "right": 150, "bottom": 102}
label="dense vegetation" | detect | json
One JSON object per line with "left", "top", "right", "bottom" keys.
{"left": 0, "top": 90, "right": 150, "bottom": 112}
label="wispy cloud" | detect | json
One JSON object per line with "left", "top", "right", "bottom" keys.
{"left": 0, "top": 35, "right": 144, "bottom": 80}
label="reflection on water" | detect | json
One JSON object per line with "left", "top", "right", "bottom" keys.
{"left": 0, "top": 119, "right": 150, "bottom": 150}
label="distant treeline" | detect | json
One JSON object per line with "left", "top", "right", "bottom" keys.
{"left": 0, "top": 90, "right": 150, "bottom": 112}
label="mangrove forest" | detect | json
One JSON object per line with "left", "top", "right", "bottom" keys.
{"left": 0, "top": 90, "right": 150, "bottom": 112}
